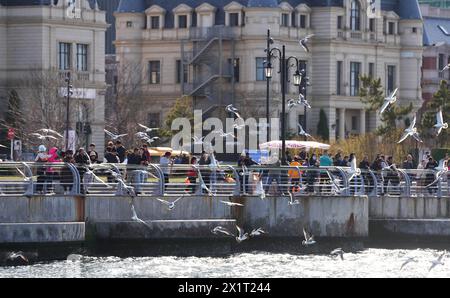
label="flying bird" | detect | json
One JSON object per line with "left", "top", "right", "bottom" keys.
{"left": 226, "top": 104, "right": 243, "bottom": 120}
{"left": 429, "top": 251, "right": 446, "bottom": 272}
{"left": 0, "top": 144, "right": 7, "bottom": 148}
{"left": 288, "top": 99, "right": 299, "bottom": 110}
{"left": 400, "top": 257, "right": 418, "bottom": 270}
{"left": 37, "top": 129, "right": 64, "bottom": 138}
{"left": 298, "top": 124, "right": 315, "bottom": 140}
{"left": 425, "top": 159, "right": 448, "bottom": 189}
{"left": 30, "top": 133, "right": 58, "bottom": 141}
{"left": 220, "top": 200, "right": 244, "bottom": 207}
{"left": 156, "top": 196, "right": 184, "bottom": 211}
{"left": 192, "top": 136, "right": 205, "bottom": 145}
{"left": 236, "top": 225, "right": 249, "bottom": 243}
{"left": 130, "top": 203, "right": 152, "bottom": 229}
{"left": 250, "top": 228, "right": 266, "bottom": 237}
{"left": 213, "top": 129, "right": 236, "bottom": 139}
{"left": 380, "top": 88, "right": 398, "bottom": 115}
{"left": 104, "top": 129, "right": 127, "bottom": 141}
{"left": 212, "top": 226, "right": 234, "bottom": 237}
{"left": 287, "top": 191, "right": 300, "bottom": 205}
{"left": 440, "top": 63, "right": 450, "bottom": 72}
{"left": 397, "top": 115, "right": 423, "bottom": 144}
{"left": 347, "top": 157, "right": 362, "bottom": 182}
{"left": 302, "top": 228, "right": 316, "bottom": 246}
{"left": 330, "top": 248, "right": 345, "bottom": 260}
{"left": 138, "top": 123, "right": 160, "bottom": 133}
{"left": 299, "top": 34, "right": 314, "bottom": 52}
{"left": 434, "top": 109, "right": 448, "bottom": 136}
{"left": 299, "top": 93, "right": 311, "bottom": 109}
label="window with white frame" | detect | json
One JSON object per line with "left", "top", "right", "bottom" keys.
{"left": 350, "top": 62, "right": 361, "bottom": 96}
{"left": 149, "top": 61, "right": 161, "bottom": 84}
{"left": 59, "top": 42, "right": 71, "bottom": 70}
{"left": 76, "top": 44, "right": 88, "bottom": 72}
{"left": 350, "top": 0, "right": 361, "bottom": 31}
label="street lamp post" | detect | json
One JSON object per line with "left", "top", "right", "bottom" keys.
{"left": 265, "top": 37, "right": 302, "bottom": 165}
{"left": 265, "top": 29, "right": 274, "bottom": 142}
{"left": 65, "top": 72, "right": 73, "bottom": 151}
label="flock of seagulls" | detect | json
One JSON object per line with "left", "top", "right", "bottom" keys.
{"left": 400, "top": 252, "right": 447, "bottom": 272}
{"left": 211, "top": 225, "right": 266, "bottom": 243}
{"left": 30, "top": 128, "right": 64, "bottom": 141}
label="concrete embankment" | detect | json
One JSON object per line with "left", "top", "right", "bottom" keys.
{"left": 369, "top": 196, "right": 450, "bottom": 238}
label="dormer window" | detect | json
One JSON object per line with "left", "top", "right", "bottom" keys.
{"left": 281, "top": 13, "right": 289, "bottom": 27}
{"left": 350, "top": 0, "right": 361, "bottom": 31}
{"left": 151, "top": 16, "right": 160, "bottom": 29}
{"left": 173, "top": 4, "right": 193, "bottom": 29}
{"left": 195, "top": 3, "right": 216, "bottom": 28}
{"left": 224, "top": 1, "right": 244, "bottom": 27}
{"left": 279, "top": 2, "right": 293, "bottom": 28}
{"left": 295, "top": 4, "right": 311, "bottom": 30}
{"left": 300, "top": 14, "right": 307, "bottom": 28}
{"left": 145, "top": 5, "right": 166, "bottom": 30}
{"left": 388, "top": 22, "right": 395, "bottom": 35}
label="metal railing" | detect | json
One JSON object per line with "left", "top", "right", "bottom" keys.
{"left": 0, "top": 162, "right": 448, "bottom": 198}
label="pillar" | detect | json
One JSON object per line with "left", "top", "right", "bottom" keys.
{"left": 360, "top": 109, "right": 366, "bottom": 135}
{"left": 339, "top": 108, "right": 346, "bottom": 140}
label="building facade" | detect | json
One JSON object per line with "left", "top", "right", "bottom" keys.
{"left": 422, "top": 3, "right": 450, "bottom": 104}
{"left": 114, "top": 0, "right": 423, "bottom": 142}
{"left": 0, "top": 0, "right": 107, "bottom": 155}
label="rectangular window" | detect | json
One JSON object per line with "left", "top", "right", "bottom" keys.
{"left": 126, "top": 21, "right": 133, "bottom": 28}
{"left": 412, "top": 27, "right": 417, "bottom": 33}
{"left": 337, "top": 61, "right": 343, "bottom": 95}
{"left": 337, "top": 16, "right": 343, "bottom": 29}
{"left": 388, "top": 22, "right": 395, "bottom": 35}
{"left": 281, "top": 13, "right": 289, "bottom": 27}
{"left": 350, "top": 62, "right": 361, "bottom": 96}
{"left": 59, "top": 42, "right": 71, "bottom": 70}
{"left": 387, "top": 65, "right": 396, "bottom": 95}
{"left": 369, "top": 18, "right": 375, "bottom": 32}
{"left": 229, "top": 13, "right": 239, "bottom": 27}
{"left": 176, "top": 60, "right": 188, "bottom": 84}
{"left": 151, "top": 16, "right": 160, "bottom": 29}
{"left": 76, "top": 44, "right": 88, "bottom": 72}
{"left": 351, "top": 116, "right": 358, "bottom": 131}
{"left": 256, "top": 57, "right": 266, "bottom": 81}
{"left": 148, "top": 113, "right": 161, "bottom": 129}
{"left": 369, "top": 62, "right": 375, "bottom": 78}
{"left": 291, "top": 12, "right": 296, "bottom": 27}
{"left": 228, "top": 58, "right": 240, "bottom": 83}
{"left": 178, "top": 15, "right": 187, "bottom": 28}
{"left": 149, "top": 61, "right": 161, "bottom": 84}
{"left": 300, "top": 15, "right": 307, "bottom": 29}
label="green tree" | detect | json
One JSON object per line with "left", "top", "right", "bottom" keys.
{"left": 359, "top": 75, "right": 413, "bottom": 136}
{"left": 317, "top": 109, "right": 329, "bottom": 140}
{"left": 161, "top": 96, "right": 194, "bottom": 137}
{"left": 421, "top": 80, "right": 450, "bottom": 146}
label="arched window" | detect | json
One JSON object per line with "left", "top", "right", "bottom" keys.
{"left": 350, "top": 0, "right": 360, "bottom": 31}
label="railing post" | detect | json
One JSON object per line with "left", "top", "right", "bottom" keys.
{"left": 67, "top": 163, "right": 81, "bottom": 195}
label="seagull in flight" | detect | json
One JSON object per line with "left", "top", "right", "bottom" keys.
{"left": 299, "top": 93, "right": 311, "bottom": 109}
{"left": 429, "top": 251, "right": 446, "bottom": 272}
{"left": 330, "top": 248, "right": 345, "bottom": 260}
{"left": 156, "top": 196, "right": 184, "bottom": 211}
{"left": 213, "top": 129, "right": 236, "bottom": 139}
{"left": 302, "top": 228, "right": 316, "bottom": 246}
{"left": 0, "top": 144, "right": 7, "bottom": 148}
{"left": 400, "top": 257, "right": 418, "bottom": 270}
{"left": 130, "top": 203, "right": 152, "bottom": 229}
{"left": 192, "top": 136, "right": 205, "bottom": 145}
{"left": 104, "top": 129, "right": 127, "bottom": 141}
{"left": 236, "top": 225, "right": 249, "bottom": 243}
{"left": 138, "top": 123, "right": 160, "bottom": 133}
{"left": 326, "top": 172, "right": 348, "bottom": 195}
{"left": 288, "top": 99, "right": 299, "bottom": 110}
{"left": 380, "top": 88, "right": 398, "bottom": 115}
{"left": 397, "top": 115, "right": 423, "bottom": 144}
{"left": 299, "top": 34, "right": 314, "bottom": 52}
{"left": 30, "top": 133, "right": 58, "bottom": 141}
{"left": 233, "top": 123, "right": 245, "bottom": 130}
{"left": 143, "top": 136, "right": 160, "bottom": 144}
{"left": 434, "top": 109, "right": 448, "bottom": 136}
{"left": 212, "top": 226, "right": 234, "bottom": 237}
{"left": 426, "top": 159, "right": 448, "bottom": 189}
{"left": 201, "top": 181, "right": 214, "bottom": 196}
{"left": 347, "top": 157, "right": 362, "bottom": 182}
{"left": 298, "top": 124, "right": 315, "bottom": 140}
{"left": 287, "top": 191, "right": 300, "bottom": 205}
{"left": 440, "top": 63, "right": 450, "bottom": 72}
{"left": 226, "top": 104, "right": 243, "bottom": 120}
{"left": 37, "top": 129, "right": 64, "bottom": 138}
{"left": 220, "top": 200, "right": 244, "bottom": 207}
{"left": 250, "top": 228, "right": 266, "bottom": 237}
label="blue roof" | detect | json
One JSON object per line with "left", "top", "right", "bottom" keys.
{"left": 423, "top": 17, "right": 450, "bottom": 46}
{"left": 247, "top": 0, "right": 278, "bottom": 8}
{"left": 117, "top": 0, "right": 146, "bottom": 12}
{"left": 0, "top": 0, "right": 98, "bottom": 8}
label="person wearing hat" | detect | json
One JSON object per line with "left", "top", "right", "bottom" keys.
{"left": 87, "top": 143, "right": 99, "bottom": 164}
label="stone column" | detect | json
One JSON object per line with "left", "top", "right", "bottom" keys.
{"left": 339, "top": 108, "right": 346, "bottom": 140}
{"left": 360, "top": 109, "right": 366, "bottom": 135}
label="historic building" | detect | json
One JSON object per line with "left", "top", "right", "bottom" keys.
{"left": 422, "top": 3, "right": 450, "bottom": 104}
{"left": 0, "top": 0, "right": 108, "bottom": 155}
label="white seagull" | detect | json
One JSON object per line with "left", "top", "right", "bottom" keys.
{"left": 104, "top": 129, "right": 127, "bottom": 141}
{"left": 434, "top": 109, "right": 448, "bottom": 136}
{"left": 400, "top": 257, "right": 418, "bottom": 270}
{"left": 298, "top": 124, "right": 315, "bottom": 140}
{"left": 130, "top": 203, "right": 152, "bottom": 228}
{"left": 37, "top": 128, "right": 64, "bottom": 138}
{"left": 138, "top": 123, "right": 160, "bottom": 133}
{"left": 213, "top": 129, "right": 236, "bottom": 139}
{"left": 192, "top": 136, "right": 205, "bottom": 145}
{"left": 30, "top": 133, "right": 58, "bottom": 141}
{"left": 220, "top": 200, "right": 244, "bottom": 207}
{"left": 429, "top": 251, "right": 446, "bottom": 272}
{"left": 302, "top": 228, "right": 316, "bottom": 246}
{"left": 299, "top": 34, "right": 314, "bottom": 52}
{"left": 347, "top": 157, "right": 362, "bottom": 182}
{"left": 250, "top": 228, "right": 266, "bottom": 237}
{"left": 331, "top": 248, "right": 345, "bottom": 260}
{"left": 288, "top": 99, "right": 299, "bottom": 110}
{"left": 380, "top": 88, "right": 398, "bottom": 115}
{"left": 0, "top": 144, "right": 7, "bottom": 148}
{"left": 233, "top": 123, "right": 245, "bottom": 130}
{"left": 299, "top": 93, "right": 311, "bottom": 109}
{"left": 226, "top": 104, "right": 243, "bottom": 120}
{"left": 287, "top": 191, "right": 300, "bottom": 205}
{"left": 212, "top": 226, "right": 234, "bottom": 237}
{"left": 426, "top": 159, "right": 449, "bottom": 189}
{"left": 156, "top": 195, "right": 184, "bottom": 211}
{"left": 201, "top": 181, "right": 214, "bottom": 196}
{"left": 397, "top": 116, "right": 423, "bottom": 144}
{"left": 236, "top": 225, "right": 249, "bottom": 243}
{"left": 440, "top": 63, "right": 450, "bottom": 72}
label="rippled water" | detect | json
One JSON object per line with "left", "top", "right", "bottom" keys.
{"left": 1, "top": 248, "right": 450, "bottom": 278}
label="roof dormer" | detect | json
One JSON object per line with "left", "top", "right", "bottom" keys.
{"left": 173, "top": 4, "right": 193, "bottom": 29}
{"left": 224, "top": 1, "right": 244, "bottom": 27}
{"left": 145, "top": 5, "right": 166, "bottom": 29}
{"left": 195, "top": 3, "right": 217, "bottom": 27}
